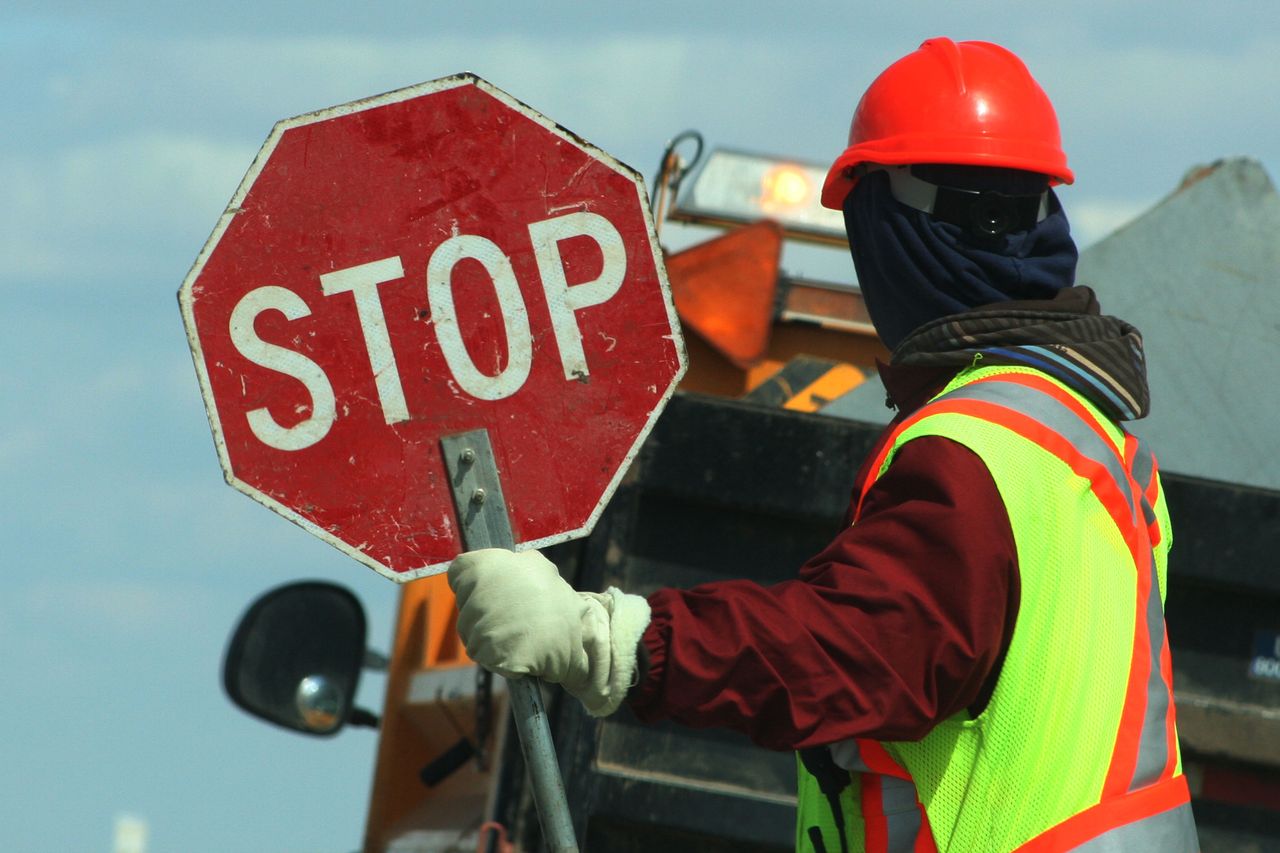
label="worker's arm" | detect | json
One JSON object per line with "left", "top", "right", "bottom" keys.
{"left": 627, "top": 435, "right": 1018, "bottom": 751}
{"left": 448, "top": 434, "right": 1016, "bottom": 747}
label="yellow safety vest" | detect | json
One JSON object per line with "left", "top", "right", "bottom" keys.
{"left": 797, "top": 365, "right": 1197, "bottom": 853}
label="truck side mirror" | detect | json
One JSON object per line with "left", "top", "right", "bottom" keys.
{"left": 223, "top": 581, "right": 368, "bottom": 736}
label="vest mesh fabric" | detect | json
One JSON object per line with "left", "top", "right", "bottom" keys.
{"left": 796, "top": 365, "right": 1178, "bottom": 853}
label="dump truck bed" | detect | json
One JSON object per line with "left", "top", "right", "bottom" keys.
{"left": 488, "top": 391, "right": 1280, "bottom": 852}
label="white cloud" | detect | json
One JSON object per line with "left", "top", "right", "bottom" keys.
{"left": 1038, "top": 36, "right": 1280, "bottom": 188}
{"left": 4, "top": 31, "right": 708, "bottom": 288}
{"left": 114, "top": 31, "right": 703, "bottom": 154}
{"left": 7, "top": 26, "right": 871, "bottom": 294}
{"left": 0, "top": 131, "right": 252, "bottom": 284}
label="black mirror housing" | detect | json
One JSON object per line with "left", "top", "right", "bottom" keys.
{"left": 223, "top": 581, "right": 367, "bottom": 736}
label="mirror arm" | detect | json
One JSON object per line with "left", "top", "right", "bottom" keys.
{"left": 363, "top": 649, "right": 390, "bottom": 671}
{"left": 347, "top": 707, "right": 381, "bottom": 729}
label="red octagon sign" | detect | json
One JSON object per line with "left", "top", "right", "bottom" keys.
{"left": 179, "top": 75, "right": 685, "bottom": 581}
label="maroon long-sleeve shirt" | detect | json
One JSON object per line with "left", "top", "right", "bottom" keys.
{"left": 628, "top": 363, "right": 1020, "bottom": 751}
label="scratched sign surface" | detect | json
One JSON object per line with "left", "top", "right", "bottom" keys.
{"left": 179, "top": 75, "right": 686, "bottom": 581}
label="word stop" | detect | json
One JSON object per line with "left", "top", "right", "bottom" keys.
{"left": 227, "top": 211, "right": 626, "bottom": 451}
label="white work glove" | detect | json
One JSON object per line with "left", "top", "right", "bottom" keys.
{"left": 448, "top": 548, "right": 651, "bottom": 717}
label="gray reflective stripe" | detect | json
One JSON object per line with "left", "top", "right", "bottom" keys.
{"left": 1131, "top": 438, "right": 1158, "bottom": 527}
{"left": 1139, "top": 494, "right": 1158, "bottom": 528}
{"left": 1131, "top": 436, "right": 1155, "bottom": 495}
{"left": 829, "top": 739, "right": 871, "bottom": 772}
{"left": 1131, "top": 549, "right": 1172, "bottom": 789}
{"left": 1070, "top": 800, "right": 1198, "bottom": 852}
{"left": 882, "top": 776, "right": 923, "bottom": 853}
{"left": 940, "top": 380, "right": 1137, "bottom": 523}
{"left": 1128, "top": 434, "right": 1173, "bottom": 787}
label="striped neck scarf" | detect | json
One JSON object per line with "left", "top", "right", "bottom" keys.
{"left": 891, "top": 287, "right": 1150, "bottom": 421}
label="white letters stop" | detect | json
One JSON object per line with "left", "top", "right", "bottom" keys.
{"left": 227, "top": 210, "right": 627, "bottom": 451}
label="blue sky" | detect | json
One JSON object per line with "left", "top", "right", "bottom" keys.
{"left": 6, "top": 4, "right": 1280, "bottom": 851}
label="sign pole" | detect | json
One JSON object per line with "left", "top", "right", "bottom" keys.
{"left": 441, "top": 429, "right": 579, "bottom": 853}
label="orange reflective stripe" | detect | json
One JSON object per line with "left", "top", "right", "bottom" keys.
{"left": 855, "top": 417, "right": 916, "bottom": 520}
{"left": 1105, "top": 437, "right": 1151, "bottom": 796}
{"left": 858, "top": 740, "right": 912, "bottom": 779}
{"left": 1013, "top": 774, "right": 1192, "bottom": 853}
{"left": 914, "top": 812, "right": 939, "bottom": 853}
{"left": 861, "top": 774, "right": 890, "bottom": 853}
{"left": 1110, "top": 432, "right": 1180, "bottom": 796}
{"left": 1105, "top": 544, "right": 1155, "bottom": 795}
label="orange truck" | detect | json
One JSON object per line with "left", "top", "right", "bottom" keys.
{"left": 223, "top": 147, "right": 1280, "bottom": 852}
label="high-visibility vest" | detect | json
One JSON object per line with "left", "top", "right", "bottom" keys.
{"left": 796, "top": 365, "right": 1198, "bottom": 853}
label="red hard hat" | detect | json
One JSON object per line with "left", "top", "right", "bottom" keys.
{"left": 821, "top": 38, "right": 1073, "bottom": 210}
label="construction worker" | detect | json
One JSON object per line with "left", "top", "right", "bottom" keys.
{"left": 449, "top": 38, "right": 1199, "bottom": 852}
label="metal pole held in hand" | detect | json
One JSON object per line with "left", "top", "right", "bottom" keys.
{"left": 443, "top": 429, "right": 579, "bottom": 853}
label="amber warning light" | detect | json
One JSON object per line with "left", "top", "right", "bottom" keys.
{"left": 760, "top": 163, "right": 813, "bottom": 211}
{"left": 670, "top": 149, "right": 847, "bottom": 245}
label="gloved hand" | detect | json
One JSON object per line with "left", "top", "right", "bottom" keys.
{"left": 448, "top": 548, "right": 651, "bottom": 717}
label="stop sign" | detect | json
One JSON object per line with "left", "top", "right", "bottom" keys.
{"left": 179, "top": 75, "right": 686, "bottom": 581}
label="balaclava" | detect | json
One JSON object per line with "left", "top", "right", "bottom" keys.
{"left": 842, "top": 165, "right": 1079, "bottom": 351}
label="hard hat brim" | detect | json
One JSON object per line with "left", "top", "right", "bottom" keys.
{"left": 821, "top": 138, "right": 1075, "bottom": 211}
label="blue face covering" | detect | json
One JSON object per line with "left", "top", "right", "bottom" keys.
{"left": 842, "top": 169, "right": 1079, "bottom": 351}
